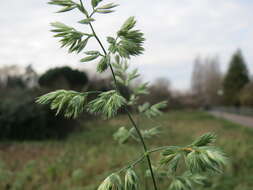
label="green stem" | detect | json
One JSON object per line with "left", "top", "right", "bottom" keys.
{"left": 148, "top": 146, "right": 171, "bottom": 154}
{"left": 117, "top": 154, "right": 145, "bottom": 174}
{"left": 81, "top": 2, "right": 158, "bottom": 189}
{"left": 125, "top": 109, "right": 158, "bottom": 190}
{"left": 117, "top": 146, "right": 172, "bottom": 174}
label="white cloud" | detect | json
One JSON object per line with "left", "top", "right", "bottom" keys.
{"left": 0, "top": 0, "right": 252, "bottom": 89}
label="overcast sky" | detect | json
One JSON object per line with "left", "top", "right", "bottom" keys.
{"left": 0, "top": 0, "right": 252, "bottom": 90}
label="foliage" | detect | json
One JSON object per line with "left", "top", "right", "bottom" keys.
{"left": 109, "top": 16, "right": 145, "bottom": 58}
{"left": 36, "top": 1, "right": 228, "bottom": 189}
{"left": 36, "top": 90, "right": 88, "bottom": 119}
{"left": 1, "top": 111, "right": 251, "bottom": 190}
{"left": 4, "top": 76, "right": 26, "bottom": 89}
{"left": 223, "top": 50, "right": 250, "bottom": 105}
{"left": 138, "top": 101, "right": 167, "bottom": 118}
{"left": 97, "top": 173, "right": 123, "bottom": 190}
{"left": 239, "top": 82, "right": 253, "bottom": 106}
{"left": 39, "top": 66, "right": 88, "bottom": 90}
{"left": 125, "top": 168, "right": 139, "bottom": 190}
{"left": 0, "top": 89, "right": 74, "bottom": 140}
{"left": 87, "top": 90, "right": 126, "bottom": 118}
{"left": 159, "top": 133, "right": 226, "bottom": 174}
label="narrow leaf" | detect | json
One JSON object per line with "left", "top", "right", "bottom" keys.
{"left": 97, "top": 3, "right": 118, "bottom": 10}
{"left": 80, "top": 54, "right": 99, "bottom": 62}
{"left": 96, "top": 9, "right": 114, "bottom": 14}
{"left": 78, "top": 18, "right": 95, "bottom": 24}
{"left": 91, "top": 0, "right": 102, "bottom": 8}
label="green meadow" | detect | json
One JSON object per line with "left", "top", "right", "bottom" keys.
{"left": 0, "top": 111, "right": 252, "bottom": 190}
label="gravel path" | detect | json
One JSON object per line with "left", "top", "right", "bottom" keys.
{"left": 209, "top": 111, "right": 253, "bottom": 128}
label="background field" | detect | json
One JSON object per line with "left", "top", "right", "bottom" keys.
{"left": 0, "top": 111, "right": 252, "bottom": 190}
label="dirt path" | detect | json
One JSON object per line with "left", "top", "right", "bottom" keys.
{"left": 209, "top": 111, "right": 253, "bottom": 128}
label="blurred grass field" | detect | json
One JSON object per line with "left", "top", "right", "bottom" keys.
{"left": 0, "top": 111, "right": 253, "bottom": 190}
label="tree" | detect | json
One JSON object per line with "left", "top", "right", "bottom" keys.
{"left": 204, "top": 57, "right": 223, "bottom": 105}
{"left": 191, "top": 56, "right": 223, "bottom": 106}
{"left": 191, "top": 56, "right": 205, "bottom": 103}
{"left": 223, "top": 50, "right": 249, "bottom": 105}
{"left": 239, "top": 82, "right": 253, "bottom": 107}
{"left": 39, "top": 66, "right": 88, "bottom": 90}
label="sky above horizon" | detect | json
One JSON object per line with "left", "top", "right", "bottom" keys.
{"left": 0, "top": 0, "right": 252, "bottom": 90}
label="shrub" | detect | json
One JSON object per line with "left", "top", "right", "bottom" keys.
{"left": 0, "top": 89, "right": 74, "bottom": 140}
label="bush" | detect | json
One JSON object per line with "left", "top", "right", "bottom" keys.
{"left": 39, "top": 66, "right": 88, "bottom": 90}
{"left": 0, "top": 89, "right": 75, "bottom": 140}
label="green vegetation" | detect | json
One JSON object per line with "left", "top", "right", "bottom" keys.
{"left": 36, "top": 0, "right": 227, "bottom": 189}
{"left": 239, "top": 82, "right": 253, "bottom": 107}
{"left": 0, "top": 89, "right": 75, "bottom": 140}
{"left": 223, "top": 50, "right": 250, "bottom": 106}
{"left": 33, "top": 0, "right": 231, "bottom": 189}
{"left": 0, "top": 111, "right": 252, "bottom": 190}
{"left": 1, "top": 0, "right": 252, "bottom": 188}
{"left": 39, "top": 66, "right": 89, "bottom": 90}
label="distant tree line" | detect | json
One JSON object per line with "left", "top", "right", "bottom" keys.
{"left": 0, "top": 65, "right": 171, "bottom": 140}
{"left": 0, "top": 66, "right": 89, "bottom": 140}
{"left": 0, "top": 49, "right": 252, "bottom": 140}
{"left": 191, "top": 49, "right": 252, "bottom": 108}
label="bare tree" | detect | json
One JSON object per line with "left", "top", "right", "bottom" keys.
{"left": 191, "top": 56, "right": 223, "bottom": 106}
{"left": 191, "top": 56, "right": 206, "bottom": 105}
